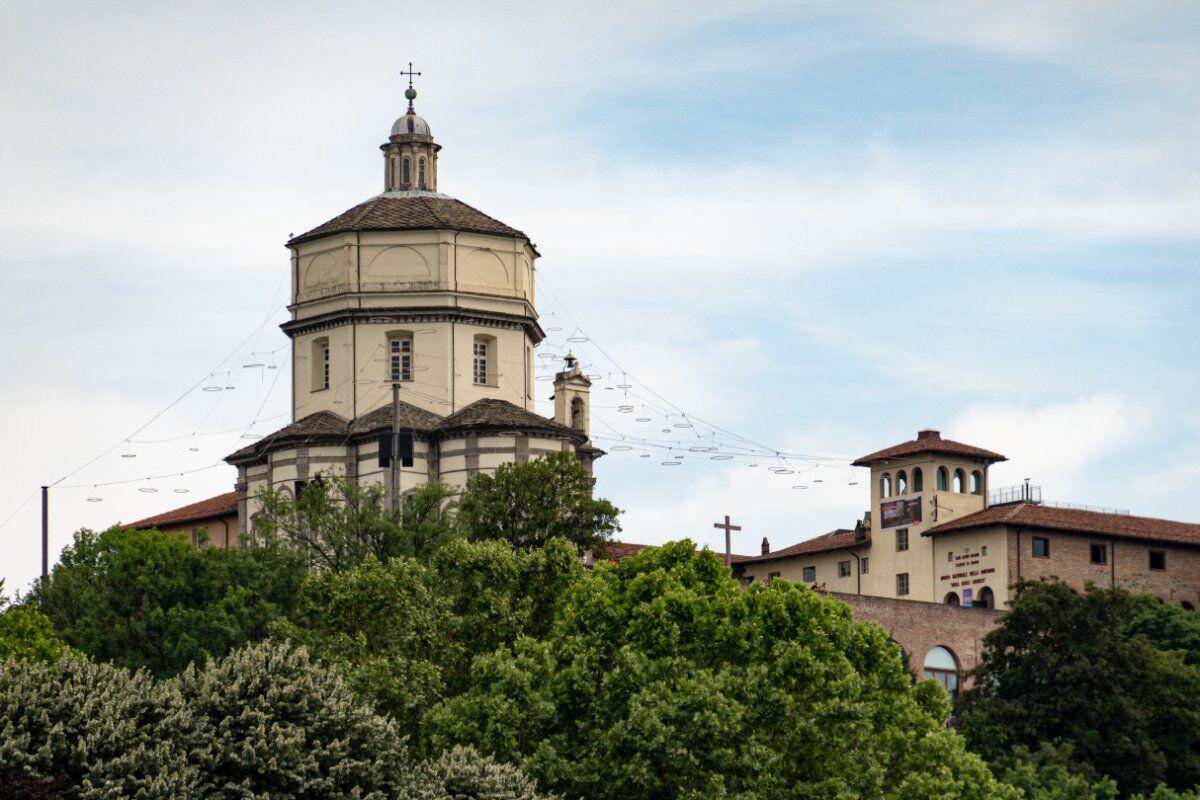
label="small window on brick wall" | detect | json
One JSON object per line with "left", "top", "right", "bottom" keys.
{"left": 1150, "top": 550, "right": 1166, "bottom": 571}
{"left": 1091, "top": 543, "right": 1108, "bottom": 565}
{"left": 1032, "top": 536, "right": 1050, "bottom": 558}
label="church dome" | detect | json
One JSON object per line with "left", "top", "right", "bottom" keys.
{"left": 391, "top": 111, "right": 431, "bottom": 138}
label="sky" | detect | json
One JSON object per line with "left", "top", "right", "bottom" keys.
{"left": 2, "top": 0, "right": 1198, "bottom": 594}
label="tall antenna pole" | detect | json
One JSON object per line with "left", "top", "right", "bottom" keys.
{"left": 391, "top": 382, "right": 401, "bottom": 512}
{"left": 40, "top": 486, "right": 48, "bottom": 579}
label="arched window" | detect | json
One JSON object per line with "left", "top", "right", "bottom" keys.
{"left": 896, "top": 470, "right": 908, "bottom": 495}
{"left": 880, "top": 473, "right": 892, "bottom": 499}
{"left": 970, "top": 470, "right": 983, "bottom": 495}
{"left": 944, "top": 592, "right": 960, "bottom": 606}
{"left": 937, "top": 467, "right": 949, "bottom": 491}
{"left": 570, "top": 397, "right": 585, "bottom": 431}
{"left": 923, "top": 646, "right": 960, "bottom": 703}
{"left": 388, "top": 331, "right": 413, "bottom": 382}
{"left": 311, "top": 337, "right": 330, "bottom": 391}
{"left": 418, "top": 158, "right": 426, "bottom": 189}
{"left": 472, "top": 335, "right": 494, "bottom": 386}
{"left": 912, "top": 467, "right": 923, "bottom": 492}
{"left": 953, "top": 469, "right": 965, "bottom": 493}
{"left": 401, "top": 157, "right": 411, "bottom": 188}
{"left": 976, "top": 586, "right": 995, "bottom": 609}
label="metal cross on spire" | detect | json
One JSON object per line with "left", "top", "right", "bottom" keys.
{"left": 400, "top": 62, "right": 421, "bottom": 112}
{"left": 400, "top": 62, "right": 421, "bottom": 89}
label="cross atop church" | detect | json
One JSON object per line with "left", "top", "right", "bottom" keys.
{"left": 400, "top": 62, "right": 422, "bottom": 112}
{"left": 400, "top": 62, "right": 421, "bottom": 90}
{"left": 713, "top": 515, "right": 742, "bottom": 568}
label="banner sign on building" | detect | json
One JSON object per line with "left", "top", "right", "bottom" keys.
{"left": 881, "top": 497, "right": 922, "bottom": 529}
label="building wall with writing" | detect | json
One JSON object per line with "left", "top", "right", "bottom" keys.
{"left": 930, "top": 524, "right": 1011, "bottom": 607}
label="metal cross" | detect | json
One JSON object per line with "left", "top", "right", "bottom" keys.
{"left": 713, "top": 515, "right": 742, "bottom": 568}
{"left": 400, "top": 62, "right": 421, "bottom": 89}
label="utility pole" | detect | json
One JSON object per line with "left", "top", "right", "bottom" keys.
{"left": 40, "top": 486, "right": 48, "bottom": 579}
{"left": 391, "top": 381, "right": 401, "bottom": 513}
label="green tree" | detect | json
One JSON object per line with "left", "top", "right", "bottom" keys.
{"left": 253, "top": 477, "right": 459, "bottom": 570}
{"left": 456, "top": 452, "right": 620, "bottom": 551}
{"left": 178, "top": 640, "right": 407, "bottom": 799}
{"left": 278, "top": 538, "right": 583, "bottom": 752}
{"left": 959, "top": 580, "right": 1200, "bottom": 797}
{"left": 401, "top": 746, "right": 556, "bottom": 800}
{"left": 427, "top": 540, "right": 1015, "bottom": 800}
{"left": 30, "top": 527, "right": 306, "bottom": 676}
{"left": 0, "top": 608, "right": 72, "bottom": 664}
{"left": 0, "top": 655, "right": 200, "bottom": 797}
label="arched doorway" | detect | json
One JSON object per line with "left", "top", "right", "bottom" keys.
{"left": 943, "top": 592, "right": 960, "bottom": 606}
{"left": 923, "top": 646, "right": 960, "bottom": 704}
{"left": 976, "top": 587, "right": 995, "bottom": 609}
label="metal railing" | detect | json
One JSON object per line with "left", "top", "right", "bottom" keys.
{"left": 989, "top": 484, "right": 1042, "bottom": 506}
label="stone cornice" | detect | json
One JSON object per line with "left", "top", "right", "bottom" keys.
{"left": 280, "top": 305, "right": 545, "bottom": 343}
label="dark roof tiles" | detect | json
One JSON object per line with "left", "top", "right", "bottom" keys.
{"left": 289, "top": 195, "right": 528, "bottom": 245}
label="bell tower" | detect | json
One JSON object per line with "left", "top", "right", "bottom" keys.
{"left": 381, "top": 63, "right": 440, "bottom": 192}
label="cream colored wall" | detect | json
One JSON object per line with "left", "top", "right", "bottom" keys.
{"left": 931, "top": 524, "right": 1010, "bottom": 608}
{"left": 739, "top": 548, "right": 866, "bottom": 593}
{"left": 291, "top": 231, "right": 536, "bottom": 316}
{"left": 866, "top": 454, "right": 990, "bottom": 602}
{"left": 288, "top": 230, "right": 540, "bottom": 421}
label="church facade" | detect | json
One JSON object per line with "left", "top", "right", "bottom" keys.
{"left": 223, "top": 87, "right": 601, "bottom": 535}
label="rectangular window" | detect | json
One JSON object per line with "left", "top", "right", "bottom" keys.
{"left": 1032, "top": 536, "right": 1050, "bottom": 558}
{"left": 896, "top": 528, "right": 909, "bottom": 552}
{"left": 981, "top": 545, "right": 988, "bottom": 557}
{"left": 896, "top": 572, "right": 909, "bottom": 596}
{"left": 1149, "top": 550, "right": 1166, "bottom": 571}
{"left": 322, "top": 345, "right": 329, "bottom": 389}
{"left": 473, "top": 340, "right": 489, "bottom": 385}
{"left": 861, "top": 557, "right": 869, "bottom": 575}
{"left": 389, "top": 337, "right": 412, "bottom": 382}
{"left": 1090, "top": 543, "right": 1107, "bottom": 565}
{"left": 802, "top": 566, "right": 816, "bottom": 583}
{"left": 768, "top": 571, "right": 781, "bottom": 584}
{"left": 838, "top": 560, "right": 851, "bottom": 578}
{"left": 947, "top": 551, "right": 954, "bottom": 563}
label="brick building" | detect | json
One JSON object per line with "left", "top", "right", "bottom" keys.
{"left": 734, "top": 428, "right": 1200, "bottom": 694}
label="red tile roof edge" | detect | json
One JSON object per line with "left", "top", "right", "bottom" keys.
{"left": 124, "top": 491, "right": 237, "bottom": 530}
{"left": 925, "top": 502, "right": 1200, "bottom": 547}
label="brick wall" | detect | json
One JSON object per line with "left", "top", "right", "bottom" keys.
{"left": 828, "top": 590, "right": 1001, "bottom": 675}
{"left": 1008, "top": 529, "right": 1200, "bottom": 607}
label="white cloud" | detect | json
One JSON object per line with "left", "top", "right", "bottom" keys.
{"left": 949, "top": 393, "right": 1151, "bottom": 502}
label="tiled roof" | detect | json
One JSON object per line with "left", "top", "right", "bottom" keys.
{"left": 926, "top": 503, "right": 1200, "bottom": 547}
{"left": 852, "top": 429, "right": 1006, "bottom": 467}
{"left": 437, "top": 399, "right": 579, "bottom": 439}
{"left": 349, "top": 402, "right": 444, "bottom": 435}
{"left": 227, "top": 410, "right": 351, "bottom": 461}
{"left": 125, "top": 491, "right": 237, "bottom": 529}
{"left": 736, "top": 529, "right": 867, "bottom": 564}
{"left": 226, "top": 400, "right": 581, "bottom": 464}
{"left": 289, "top": 195, "right": 528, "bottom": 245}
